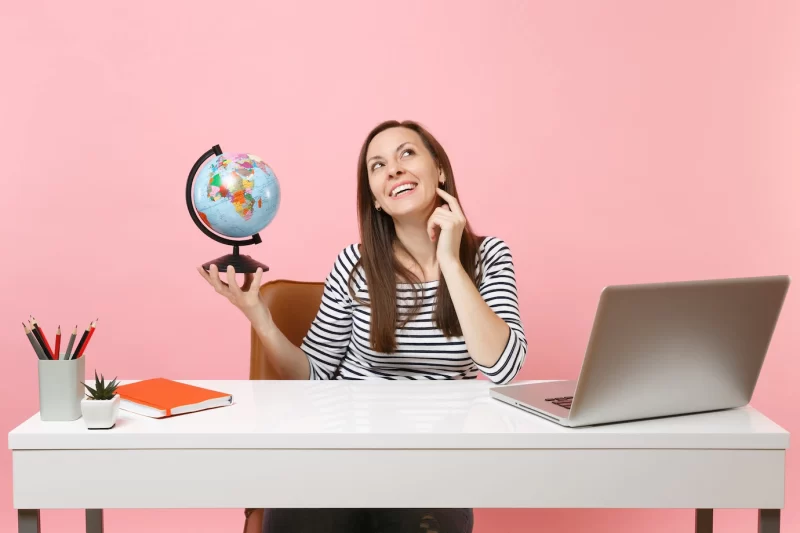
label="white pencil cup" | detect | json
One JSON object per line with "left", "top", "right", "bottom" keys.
{"left": 37, "top": 356, "right": 85, "bottom": 421}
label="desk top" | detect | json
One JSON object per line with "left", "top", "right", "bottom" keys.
{"left": 8, "top": 380, "right": 790, "bottom": 450}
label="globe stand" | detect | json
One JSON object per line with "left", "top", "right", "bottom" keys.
{"left": 187, "top": 144, "right": 271, "bottom": 274}
{"left": 201, "top": 244, "right": 269, "bottom": 274}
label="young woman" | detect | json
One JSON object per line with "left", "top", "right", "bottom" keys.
{"left": 199, "top": 120, "right": 528, "bottom": 533}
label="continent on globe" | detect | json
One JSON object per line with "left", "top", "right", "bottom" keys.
{"left": 192, "top": 152, "right": 281, "bottom": 239}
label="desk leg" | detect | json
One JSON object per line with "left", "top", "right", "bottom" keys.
{"left": 758, "top": 509, "right": 780, "bottom": 533}
{"left": 86, "top": 509, "right": 104, "bottom": 533}
{"left": 18, "top": 510, "right": 41, "bottom": 533}
{"left": 695, "top": 509, "right": 713, "bottom": 533}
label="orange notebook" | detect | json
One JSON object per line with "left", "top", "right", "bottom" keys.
{"left": 115, "top": 378, "right": 233, "bottom": 418}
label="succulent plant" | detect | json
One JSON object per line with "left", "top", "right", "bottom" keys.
{"left": 82, "top": 370, "right": 119, "bottom": 400}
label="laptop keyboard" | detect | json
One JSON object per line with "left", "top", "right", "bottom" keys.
{"left": 545, "top": 396, "right": 573, "bottom": 409}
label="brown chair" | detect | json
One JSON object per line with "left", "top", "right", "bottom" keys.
{"left": 243, "top": 279, "right": 325, "bottom": 533}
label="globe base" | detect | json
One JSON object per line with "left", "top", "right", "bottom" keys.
{"left": 202, "top": 252, "right": 269, "bottom": 274}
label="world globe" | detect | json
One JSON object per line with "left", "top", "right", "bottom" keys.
{"left": 193, "top": 152, "right": 280, "bottom": 238}
{"left": 186, "top": 145, "right": 280, "bottom": 274}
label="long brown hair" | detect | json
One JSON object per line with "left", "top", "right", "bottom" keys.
{"left": 347, "top": 120, "right": 483, "bottom": 354}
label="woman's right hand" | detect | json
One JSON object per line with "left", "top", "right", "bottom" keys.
{"left": 197, "top": 264, "right": 272, "bottom": 325}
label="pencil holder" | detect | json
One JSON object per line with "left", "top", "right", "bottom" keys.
{"left": 37, "top": 355, "right": 85, "bottom": 421}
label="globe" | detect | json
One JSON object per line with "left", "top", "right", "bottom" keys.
{"left": 185, "top": 146, "right": 280, "bottom": 274}
{"left": 193, "top": 152, "right": 280, "bottom": 238}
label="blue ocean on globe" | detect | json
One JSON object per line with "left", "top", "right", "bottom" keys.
{"left": 193, "top": 152, "right": 280, "bottom": 239}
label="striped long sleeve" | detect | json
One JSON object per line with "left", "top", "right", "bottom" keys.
{"left": 301, "top": 246, "right": 357, "bottom": 380}
{"left": 471, "top": 239, "right": 528, "bottom": 384}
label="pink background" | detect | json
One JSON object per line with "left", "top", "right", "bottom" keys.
{"left": 2, "top": 1, "right": 798, "bottom": 531}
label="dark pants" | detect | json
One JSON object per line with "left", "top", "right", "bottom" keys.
{"left": 262, "top": 508, "right": 474, "bottom": 533}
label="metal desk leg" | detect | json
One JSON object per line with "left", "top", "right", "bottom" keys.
{"left": 695, "top": 509, "right": 713, "bottom": 533}
{"left": 758, "top": 509, "right": 780, "bottom": 533}
{"left": 86, "top": 509, "right": 104, "bottom": 533}
{"left": 18, "top": 510, "right": 41, "bottom": 533}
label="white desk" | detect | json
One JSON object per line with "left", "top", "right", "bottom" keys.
{"left": 8, "top": 380, "right": 789, "bottom": 533}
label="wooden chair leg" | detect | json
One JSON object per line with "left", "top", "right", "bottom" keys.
{"left": 244, "top": 508, "right": 265, "bottom": 533}
{"left": 695, "top": 509, "right": 712, "bottom": 533}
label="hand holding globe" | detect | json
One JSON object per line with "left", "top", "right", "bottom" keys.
{"left": 196, "top": 264, "right": 273, "bottom": 325}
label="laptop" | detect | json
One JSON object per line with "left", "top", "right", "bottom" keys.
{"left": 489, "top": 275, "right": 790, "bottom": 427}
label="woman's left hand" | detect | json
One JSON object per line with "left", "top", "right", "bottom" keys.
{"left": 427, "top": 188, "right": 466, "bottom": 270}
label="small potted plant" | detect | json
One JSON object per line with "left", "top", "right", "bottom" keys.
{"left": 81, "top": 371, "right": 120, "bottom": 429}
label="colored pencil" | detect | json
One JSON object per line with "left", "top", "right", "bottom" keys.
{"left": 70, "top": 322, "right": 91, "bottom": 360}
{"left": 64, "top": 325, "right": 78, "bottom": 360}
{"left": 54, "top": 325, "right": 61, "bottom": 360}
{"left": 76, "top": 319, "right": 98, "bottom": 359}
{"left": 29, "top": 318, "right": 52, "bottom": 359}
{"left": 30, "top": 316, "right": 54, "bottom": 359}
{"left": 23, "top": 322, "right": 48, "bottom": 360}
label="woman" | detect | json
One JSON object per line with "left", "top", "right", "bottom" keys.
{"left": 198, "top": 120, "right": 528, "bottom": 533}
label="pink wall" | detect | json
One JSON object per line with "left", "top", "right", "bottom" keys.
{"left": 2, "top": 1, "right": 798, "bottom": 531}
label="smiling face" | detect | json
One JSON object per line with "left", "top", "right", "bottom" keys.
{"left": 366, "top": 127, "right": 445, "bottom": 219}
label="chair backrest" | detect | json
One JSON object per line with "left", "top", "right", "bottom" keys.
{"left": 249, "top": 279, "right": 324, "bottom": 380}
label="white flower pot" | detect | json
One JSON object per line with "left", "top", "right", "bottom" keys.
{"left": 81, "top": 394, "right": 120, "bottom": 429}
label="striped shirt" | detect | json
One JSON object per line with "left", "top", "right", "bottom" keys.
{"left": 301, "top": 236, "right": 527, "bottom": 384}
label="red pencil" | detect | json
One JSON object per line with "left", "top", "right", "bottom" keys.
{"left": 54, "top": 325, "right": 61, "bottom": 360}
{"left": 76, "top": 319, "right": 98, "bottom": 358}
